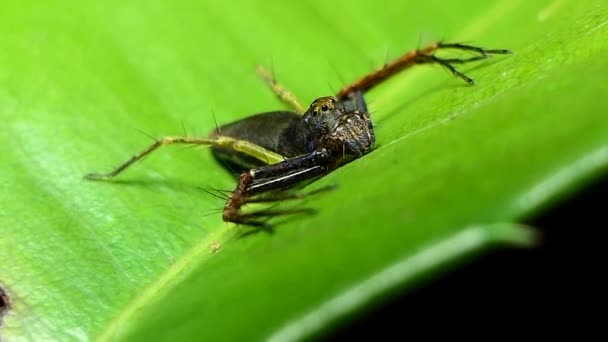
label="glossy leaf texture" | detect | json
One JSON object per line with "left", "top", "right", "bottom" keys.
{"left": 1, "top": 0, "right": 607, "bottom": 341}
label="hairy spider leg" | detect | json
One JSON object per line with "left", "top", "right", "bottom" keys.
{"left": 84, "top": 135, "right": 285, "bottom": 181}
{"left": 336, "top": 42, "right": 512, "bottom": 99}
{"left": 256, "top": 65, "right": 306, "bottom": 114}
{"left": 257, "top": 63, "right": 370, "bottom": 113}
{"left": 223, "top": 149, "right": 333, "bottom": 228}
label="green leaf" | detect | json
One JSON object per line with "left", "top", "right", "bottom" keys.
{"left": 1, "top": 0, "right": 607, "bottom": 340}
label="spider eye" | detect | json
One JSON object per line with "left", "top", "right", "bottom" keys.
{"left": 321, "top": 105, "right": 328, "bottom": 111}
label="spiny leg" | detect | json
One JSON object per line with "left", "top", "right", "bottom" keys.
{"left": 256, "top": 65, "right": 307, "bottom": 114}
{"left": 201, "top": 184, "right": 335, "bottom": 204}
{"left": 232, "top": 208, "right": 318, "bottom": 229}
{"left": 223, "top": 149, "right": 333, "bottom": 228}
{"left": 231, "top": 184, "right": 337, "bottom": 228}
{"left": 336, "top": 41, "right": 512, "bottom": 99}
{"left": 244, "top": 185, "right": 337, "bottom": 204}
{"left": 436, "top": 42, "right": 511, "bottom": 56}
{"left": 84, "top": 135, "right": 285, "bottom": 181}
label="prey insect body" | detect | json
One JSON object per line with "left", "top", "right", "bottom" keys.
{"left": 85, "top": 42, "right": 511, "bottom": 229}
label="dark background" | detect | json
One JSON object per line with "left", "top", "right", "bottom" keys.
{"left": 322, "top": 174, "right": 606, "bottom": 339}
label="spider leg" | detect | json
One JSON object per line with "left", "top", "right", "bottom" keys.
{"left": 336, "top": 41, "right": 512, "bottom": 99}
{"left": 84, "top": 135, "right": 284, "bottom": 180}
{"left": 256, "top": 65, "right": 307, "bottom": 114}
{"left": 244, "top": 185, "right": 337, "bottom": 204}
{"left": 338, "top": 90, "right": 369, "bottom": 113}
{"left": 223, "top": 149, "right": 334, "bottom": 228}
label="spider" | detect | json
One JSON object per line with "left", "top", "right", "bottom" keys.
{"left": 85, "top": 42, "right": 511, "bottom": 229}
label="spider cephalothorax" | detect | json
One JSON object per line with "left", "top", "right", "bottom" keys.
{"left": 302, "top": 96, "right": 375, "bottom": 157}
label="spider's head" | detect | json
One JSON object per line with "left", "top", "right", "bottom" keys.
{"left": 302, "top": 96, "right": 375, "bottom": 157}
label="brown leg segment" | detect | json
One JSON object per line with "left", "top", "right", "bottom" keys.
{"left": 336, "top": 42, "right": 512, "bottom": 99}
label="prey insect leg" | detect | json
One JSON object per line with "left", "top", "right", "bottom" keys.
{"left": 336, "top": 41, "right": 512, "bottom": 99}
{"left": 256, "top": 65, "right": 307, "bottom": 114}
{"left": 223, "top": 149, "right": 333, "bottom": 228}
{"left": 84, "top": 135, "right": 285, "bottom": 180}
